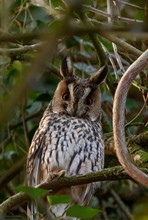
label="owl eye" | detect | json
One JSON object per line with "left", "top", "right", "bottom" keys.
{"left": 85, "top": 97, "right": 93, "bottom": 105}
{"left": 62, "top": 92, "right": 70, "bottom": 101}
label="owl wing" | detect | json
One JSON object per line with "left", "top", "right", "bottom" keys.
{"left": 27, "top": 127, "right": 49, "bottom": 220}
{"left": 27, "top": 128, "right": 45, "bottom": 186}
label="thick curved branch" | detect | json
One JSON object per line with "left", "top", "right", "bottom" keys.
{"left": 113, "top": 49, "right": 148, "bottom": 187}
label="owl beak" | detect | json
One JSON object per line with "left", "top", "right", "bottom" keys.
{"left": 70, "top": 102, "right": 78, "bottom": 116}
{"left": 67, "top": 101, "right": 79, "bottom": 116}
{"left": 70, "top": 100, "right": 86, "bottom": 117}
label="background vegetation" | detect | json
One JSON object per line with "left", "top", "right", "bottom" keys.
{"left": 0, "top": 0, "right": 147, "bottom": 220}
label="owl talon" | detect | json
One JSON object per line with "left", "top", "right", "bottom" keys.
{"left": 46, "top": 170, "right": 66, "bottom": 182}
{"left": 57, "top": 170, "right": 66, "bottom": 177}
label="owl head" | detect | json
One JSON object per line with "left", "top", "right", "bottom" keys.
{"left": 51, "top": 57, "right": 107, "bottom": 121}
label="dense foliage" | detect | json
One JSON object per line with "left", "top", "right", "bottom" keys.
{"left": 0, "top": 0, "right": 147, "bottom": 220}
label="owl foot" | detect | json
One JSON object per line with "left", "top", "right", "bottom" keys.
{"left": 36, "top": 170, "right": 66, "bottom": 190}
{"left": 56, "top": 170, "right": 66, "bottom": 178}
{"left": 47, "top": 170, "right": 66, "bottom": 182}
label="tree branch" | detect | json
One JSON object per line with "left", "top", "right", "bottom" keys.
{"left": 110, "top": 189, "right": 133, "bottom": 220}
{"left": 113, "top": 49, "right": 148, "bottom": 187}
{"left": 100, "top": 32, "right": 142, "bottom": 57}
{"left": 77, "top": 8, "right": 107, "bottom": 67}
{"left": 105, "top": 131, "right": 148, "bottom": 155}
{"left": 0, "top": 192, "right": 29, "bottom": 216}
{"left": 0, "top": 157, "right": 26, "bottom": 189}
{"left": 83, "top": 5, "right": 143, "bottom": 23}
{"left": 0, "top": 166, "right": 147, "bottom": 215}
{"left": 0, "top": 42, "right": 44, "bottom": 55}
{"left": 0, "top": 131, "right": 147, "bottom": 190}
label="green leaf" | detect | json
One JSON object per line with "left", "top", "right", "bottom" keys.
{"left": 73, "top": 36, "right": 93, "bottom": 47}
{"left": 13, "top": 60, "right": 22, "bottom": 72}
{"left": 47, "top": 195, "right": 71, "bottom": 205}
{"left": 51, "top": 0, "right": 65, "bottom": 8}
{"left": 66, "top": 205, "right": 99, "bottom": 219}
{"left": 16, "top": 186, "right": 47, "bottom": 199}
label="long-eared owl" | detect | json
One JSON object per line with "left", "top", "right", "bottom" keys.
{"left": 26, "top": 57, "right": 107, "bottom": 220}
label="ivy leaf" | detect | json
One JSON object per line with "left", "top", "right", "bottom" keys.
{"left": 47, "top": 195, "right": 71, "bottom": 205}
{"left": 66, "top": 205, "right": 100, "bottom": 219}
{"left": 13, "top": 60, "right": 22, "bottom": 72}
{"left": 16, "top": 186, "right": 47, "bottom": 199}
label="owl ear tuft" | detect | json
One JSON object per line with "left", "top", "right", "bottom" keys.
{"left": 90, "top": 65, "right": 108, "bottom": 85}
{"left": 60, "top": 57, "right": 75, "bottom": 78}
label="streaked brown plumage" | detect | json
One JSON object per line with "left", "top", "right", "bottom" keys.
{"left": 26, "top": 57, "right": 107, "bottom": 220}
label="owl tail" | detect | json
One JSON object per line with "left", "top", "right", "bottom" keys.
{"left": 50, "top": 204, "right": 79, "bottom": 220}
{"left": 27, "top": 202, "right": 80, "bottom": 220}
{"left": 27, "top": 202, "right": 41, "bottom": 220}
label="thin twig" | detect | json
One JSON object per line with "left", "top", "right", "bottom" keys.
{"left": 101, "top": 44, "right": 119, "bottom": 80}
{"left": 0, "top": 157, "right": 26, "bottom": 189}
{"left": 77, "top": 8, "right": 107, "bottom": 67}
{"left": 0, "top": 42, "right": 44, "bottom": 55}
{"left": 9, "top": 108, "right": 43, "bottom": 130}
{"left": 100, "top": 199, "right": 109, "bottom": 220}
{"left": 125, "top": 99, "right": 147, "bottom": 128}
{"left": 118, "top": 0, "right": 146, "bottom": 10}
{"left": 110, "top": 189, "right": 133, "bottom": 220}
{"left": 107, "top": 0, "right": 125, "bottom": 73}
{"left": 83, "top": 5, "right": 144, "bottom": 23}
{"left": 100, "top": 32, "right": 142, "bottom": 57}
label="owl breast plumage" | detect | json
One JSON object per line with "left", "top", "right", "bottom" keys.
{"left": 27, "top": 57, "right": 107, "bottom": 220}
